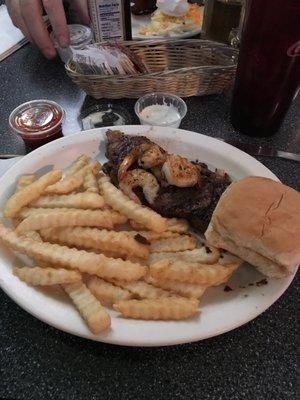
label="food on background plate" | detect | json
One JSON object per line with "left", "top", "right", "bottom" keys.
{"left": 0, "top": 152, "right": 241, "bottom": 334}
{"left": 139, "top": 0, "right": 203, "bottom": 36}
{"left": 205, "top": 177, "right": 300, "bottom": 278}
{"left": 103, "top": 130, "right": 231, "bottom": 232}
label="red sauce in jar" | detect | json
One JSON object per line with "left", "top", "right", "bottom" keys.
{"left": 9, "top": 100, "right": 65, "bottom": 148}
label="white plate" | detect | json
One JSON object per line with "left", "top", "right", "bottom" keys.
{"left": 131, "top": 13, "right": 202, "bottom": 40}
{"left": 0, "top": 126, "right": 296, "bottom": 346}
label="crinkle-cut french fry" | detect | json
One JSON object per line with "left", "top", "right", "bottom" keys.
{"left": 0, "top": 224, "right": 147, "bottom": 281}
{"left": 13, "top": 266, "right": 82, "bottom": 285}
{"left": 212, "top": 256, "right": 242, "bottom": 286}
{"left": 45, "top": 161, "right": 100, "bottom": 195}
{"left": 40, "top": 227, "right": 149, "bottom": 259}
{"left": 71, "top": 160, "right": 101, "bottom": 178}
{"left": 99, "top": 176, "right": 167, "bottom": 233}
{"left": 114, "top": 298, "right": 199, "bottom": 320}
{"left": 21, "top": 230, "right": 43, "bottom": 241}
{"left": 144, "top": 275, "right": 207, "bottom": 299}
{"left": 150, "top": 260, "right": 237, "bottom": 286}
{"left": 130, "top": 218, "right": 189, "bottom": 233}
{"left": 45, "top": 175, "right": 83, "bottom": 195}
{"left": 12, "top": 219, "right": 21, "bottom": 228}
{"left": 4, "top": 170, "right": 62, "bottom": 218}
{"left": 165, "top": 218, "right": 190, "bottom": 233}
{"left": 150, "top": 235, "right": 197, "bottom": 253}
{"left": 87, "top": 276, "right": 133, "bottom": 306}
{"left": 65, "top": 155, "right": 90, "bottom": 176}
{"left": 129, "top": 219, "right": 146, "bottom": 231}
{"left": 126, "top": 230, "right": 180, "bottom": 241}
{"left": 32, "top": 192, "right": 105, "bottom": 209}
{"left": 20, "top": 231, "right": 45, "bottom": 267}
{"left": 16, "top": 175, "right": 36, "bottom": 191}
{"left": 18, "top": 207, "right": 116, "bottom": 219}
{"left": 16, "top": 209, "right": 127, "bottom": 233}
{"left": 18, "top": 207, "right": 60, "bottom": 219}
{"left": 62, "top": 281, "right": 111, "bottom": 334}
{"left": 110, "top": 279, "right": 172, "bottom": 300}
{"left": 149, "top": 246, "right": 220, "bottom": 265}
{"left": 83, "top": 170, "right": 99, "bottom": 193}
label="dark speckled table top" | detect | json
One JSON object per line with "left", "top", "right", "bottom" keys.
{"left": 0, "top": 42, "right": 299, "bottom": 400}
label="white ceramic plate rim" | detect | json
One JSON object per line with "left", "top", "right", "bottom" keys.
{"left": 0, "top": 126, "right": 296, "bottom": 347}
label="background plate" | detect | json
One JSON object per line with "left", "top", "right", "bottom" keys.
{"left": 131, "top": 13, "right": 202, "bottom": 40}
{"left": 0, "top": 126, "right": 296, "bottom": 346}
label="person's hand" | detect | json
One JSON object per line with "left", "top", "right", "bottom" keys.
{"left": 6, "top": 0, "right": 90, "bottom": 59}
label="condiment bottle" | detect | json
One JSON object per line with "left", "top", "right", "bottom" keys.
{"left": 88, "top": 0, "right": 132, "bottom": 42}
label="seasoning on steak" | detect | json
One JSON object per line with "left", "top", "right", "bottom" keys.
{"left": 103, "top": 130, "right": 151, "bottom": 184}
{"left": 153, "top": 164, "right": 231, "bottom": 232}
{"left": 104, "top": 130, "right": 231, "bottom": 232}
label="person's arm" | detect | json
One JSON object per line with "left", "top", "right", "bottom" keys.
{"left": 6, "top": 0, "right": 89, "bottom": 59}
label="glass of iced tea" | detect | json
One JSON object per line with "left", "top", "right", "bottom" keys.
{"left": 231, "top": 0, "right": 300, "bottom": 137}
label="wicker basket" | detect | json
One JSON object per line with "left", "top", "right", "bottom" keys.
{"left": 65, "top": 39, "right": 238, "bottom": 99}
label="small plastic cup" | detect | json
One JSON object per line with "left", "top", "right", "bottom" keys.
{"left": 9, "top": 99, "right": 65, "bottom": 148}
{"left": 50, "top": 24, "right": 93, "bottom": 63}
{"left": 135, "top": 92, "right": 187, "bottom": 128}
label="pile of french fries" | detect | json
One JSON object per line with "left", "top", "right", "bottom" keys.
{"left": 0, "top": 155, "right": 242, "bottom": 334}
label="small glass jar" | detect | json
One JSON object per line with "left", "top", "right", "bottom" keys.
{"left": 50, "top": 24, "right": 93, "bottom": 63}
{"left": 9, "top": 100, "right": 65, "bottom": 148}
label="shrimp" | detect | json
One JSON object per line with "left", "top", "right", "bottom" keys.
{"left": 162, "top": 155, "right": 199, "bottom": 188}
{"left": 119, "top": 169, "right": 160, "bottom": 205}
{"left": 118, "top": 144, "right": 166, "bottom": 181}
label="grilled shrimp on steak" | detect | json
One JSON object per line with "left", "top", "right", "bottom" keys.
{"left": 103, "top": 130, "right": 231, "bottom": 232}
{"left": 119, "top": 169, "right": 160, "bottom": 205}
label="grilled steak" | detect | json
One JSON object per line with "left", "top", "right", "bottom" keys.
{"left": 104, "top": 130, "right": 231, "bottom": 232}
{"left": 153, "top": 165, "right": 230, "bottom": 231}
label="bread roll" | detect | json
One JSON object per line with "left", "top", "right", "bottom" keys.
{"left": 205, "top": 177, "right": 300, "bottom": 278}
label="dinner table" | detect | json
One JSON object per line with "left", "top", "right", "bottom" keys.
{"left": 0, "top": 38, "right": 299, "bottom": 400}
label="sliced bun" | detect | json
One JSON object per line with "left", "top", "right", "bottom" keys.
{"left": 205, "top": 177, "right": 300, "bottom": 278}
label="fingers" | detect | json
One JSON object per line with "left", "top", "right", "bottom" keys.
{"left": 42, "top": 0, "right": 70, "bottom": 48}
{"left": 20, "top": 0, "right": 56, "bottom": 59}
{"left": 6, "top": 0, "right": 33, "bottom": 42}
{"left": 70, "top": 0, "right": 90, "bottom": 25}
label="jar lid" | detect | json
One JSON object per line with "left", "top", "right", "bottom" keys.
{"left": 9, "top": 99, "right": 65, "bottom": 137}
{"left": 51, "top": 24, "right": 93, "bottom": 48}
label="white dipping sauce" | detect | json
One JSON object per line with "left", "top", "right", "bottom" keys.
{"left": 139, "top": 104, "right": 181, "bottom": 127}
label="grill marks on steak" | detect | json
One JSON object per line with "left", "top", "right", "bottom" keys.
{"left": 104, "top": 130, "right": 231, "bottom": 232}
{"left": 153, "top": 184, "right": 212, "bottom": 218}
{"left": 153, "top": 165, "right": 231, "bottom": 231}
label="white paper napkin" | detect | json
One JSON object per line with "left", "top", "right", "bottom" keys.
{"left": 0, "top": 5, "right": 27, "bottom": 61}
